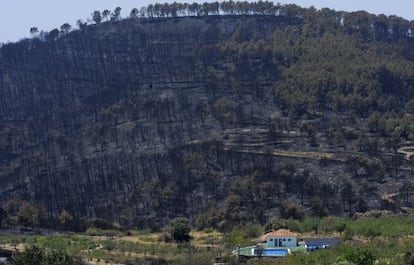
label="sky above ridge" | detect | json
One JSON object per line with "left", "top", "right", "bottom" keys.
{"left": 1, "top": 0, "right": 413, "bottom": 43}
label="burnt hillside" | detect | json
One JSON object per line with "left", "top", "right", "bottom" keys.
{"left": 1, "top": 3, "right": 414, "bottom": 230}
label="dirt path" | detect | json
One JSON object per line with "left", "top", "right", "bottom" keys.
{"left": 0, "top": 243, "right": 24, "bottom": 252}
{"left": 398, "top": 145, "right": 414, "bottom": 160}
{"left": 222, "top": 145, "right": 336, "bottom": 160}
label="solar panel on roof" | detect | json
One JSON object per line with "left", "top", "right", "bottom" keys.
{"left": 304, "top": 237, "right": 340, "bottom": 246}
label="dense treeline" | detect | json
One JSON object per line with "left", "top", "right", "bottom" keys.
{"left": 23, "top": 2, "right": 414, "bottom": 45}
{"left": 135, "top": 1, "right": 414, "bottom": 42}
{"left": 0, "top": 2, "right": 414, "bottom": 232}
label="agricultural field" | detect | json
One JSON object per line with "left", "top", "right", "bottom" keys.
{"left": 0, "top": 228, "right": 226, "bottom": 265}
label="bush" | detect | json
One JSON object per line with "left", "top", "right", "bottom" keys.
{"left": 10, "top": 245, "right": 85, "bottom": 265}
{"left": 170, "top": 217, "right": 191, "bottom": 242}
{"left": 103, "top": 240, "right": 116, "bottom": 251}
{"left": 227, "top": 227, "right": 249, "bottom": 246}
{"left": 343, "top": 247, "right": 375, "bottom": 265}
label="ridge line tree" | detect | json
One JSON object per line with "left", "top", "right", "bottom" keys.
{"left": 92, "top": 10, "right": 102, "bottom": 24}
{"left": 111, "top": 7, "right": 122, "bottom": 21}
{"left": 102, "top": 9, "right": 111, "bottom": 21}
{"left": 29, "top": 27, "right": 39, "bottom": 37}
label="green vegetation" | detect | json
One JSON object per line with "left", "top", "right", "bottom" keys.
{"left": 25, "top": 235, "right": 95, "bottom": 255}
{"left": 2, "top": 215, "right": 414, "bottom": 264}
{"left": 0, "top": 227, "right": 228, "bottom": 264}
{"left": 10, "top": 245, "right": 85, "bottom": 265}
{"left": 264, "top": 214, "right": 414, "bottom": 238}
{"left": 170, "top": 217, "right": 191, "bottom": 242}
{"left": 219, "top": 214, "right": 414, "bottom": 264}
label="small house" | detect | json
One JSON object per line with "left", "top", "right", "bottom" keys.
{"left": 234, "top": 229, "right": 338, "bottom": 258}
{"left": 256, "top": 229, "right": 298, "bottom": 248}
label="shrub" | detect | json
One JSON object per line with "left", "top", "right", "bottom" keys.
{"left": 343, "top": 247, "right": 375, "bottom": 265}
{"left": 227, "top": 227, "right": 249, "bottom": 246}
{"left": 170, "top": 217, "right": 191, "bottom": 242}
{"left": 10, "top": 245, "right": 85, "bottom": 265}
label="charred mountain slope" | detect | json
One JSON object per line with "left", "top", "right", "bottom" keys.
{"left": 1, "top": 7, "right": 414, "bottom": 229}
